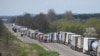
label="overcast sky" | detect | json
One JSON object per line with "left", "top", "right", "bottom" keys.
{"left": 0, "top": 0, "right": 100, "bottom": 16}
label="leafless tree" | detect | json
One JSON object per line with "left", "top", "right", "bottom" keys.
{"left": 64, "top": 11, "right": 75, "bottom": 20}
{"left": 47, "top": 9, "right": 57, "bottom": 22}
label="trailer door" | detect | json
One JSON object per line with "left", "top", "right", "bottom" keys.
{"left": 88, "top": 39, "right": 95, "bottom": 51}
{"left": 64, "top": 33, "right": 67, "bottom": 44}
{"left": 75, "top": 37, "right": 78, "bottom": 50}
{"left": 51, "top": 33, "right": 54, "bottom": 42}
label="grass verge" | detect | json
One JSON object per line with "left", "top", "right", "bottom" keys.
{"left": 11, "top": 35, "right": 59, "bottom": 56}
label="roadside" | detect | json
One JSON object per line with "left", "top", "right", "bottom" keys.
{"left": 5, "top": 24, "right": 89, "bottom": 56}
{"left": 5, "top": 24, "right": 59, "bottom": 56}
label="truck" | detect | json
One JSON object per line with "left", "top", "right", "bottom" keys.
{"left": 27, "top": 29, "right": 36, "bottom": 39}
{"left": 97, "top": 40, "right": 100, "bottom": 56}
{"left": 66, "top": 32, "right": 75, "bottom": 46}
{"left": 43, "top": 34, "right": 49, "bottom": 43}
{"left": 83, "top": 37, "right": 97, "bottom": 56}
{"left": 56, "top": 32, "right": 62, "bottom": 43}
{"left": 70, "top": 35, "right": 83, "bottom": 52}
{"left": 61, "top": 32, "right": 66, "bottom": 44}
{"left": 48, "top": 32, "right": 57, "bottom": 43}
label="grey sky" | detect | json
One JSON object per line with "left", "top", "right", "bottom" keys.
{"left": 0, "top": 0, "right": 100, "bottom": 16}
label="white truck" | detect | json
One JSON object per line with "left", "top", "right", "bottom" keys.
{"left": 17, "top": 26, "right": 28, "bottom": 37}
{"left": 66, "top": 32, "right": 75, "bottom": 46}
{"left": 48, "top": 32, "right": 54, "bottom": 42}
{"left": 83, "top": 37, "right": 97, "bottom": 55}
{"left": 48, "top": 32, "right": 58, "bottom": 43}
{"left": 56, "top": 32, "right": 62, "bottom": 43}
{"left": 27, "top": 29, "right": 36, "bottom": 39}
{"left": 37, "top": 32, "right": 44, "bottom": 41}
{"left": 61, "top": 32, "right": 67, "bottom": 44}
{"left": 70, "top": 35, "right": 83, "bottom": 52}
{"left": 15, "top": 25, "right": 22, "bottom": 32}
{"left": 97, "top": 40, "right": 100, "bottom": 56}
{"left": 53, "top": 32, "right": 57, "bottom": 42}
{"left": 43, "top": 34, "right": 49, "bottom": 42}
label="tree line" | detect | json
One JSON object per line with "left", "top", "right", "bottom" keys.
{"left": 9, "top": 9, "right": 100, "bottom": 39}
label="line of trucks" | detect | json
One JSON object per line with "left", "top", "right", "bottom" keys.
{"left": 11, "top": 24, "right": 100, "bottom": 56}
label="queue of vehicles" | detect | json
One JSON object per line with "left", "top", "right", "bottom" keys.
{"left": 11, "top": 24, "right": 100, "bottom": 56}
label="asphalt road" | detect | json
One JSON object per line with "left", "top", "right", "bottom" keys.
{"left": 5, "top": 24, "right": 89, "bottom": 56}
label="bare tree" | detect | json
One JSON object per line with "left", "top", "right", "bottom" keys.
{"left": 47, "top": 9, "right": 57, "bottom": 22}
{"left": 64, "top": 11, "right": 75, "bottom": 20}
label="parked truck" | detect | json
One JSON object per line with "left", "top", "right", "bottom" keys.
{"left": 97, "top": 40, "right": 100, "bottom": 56}
{"left": 48, "top": 32, "right": 58, "bottom": 43}
{"left": 83, "top": 37, "right": 98, "bottom": 56}
{"left": 27, "top": 29, "right": 36, "bottom": 39}
{"left": 43, "top": 34, "right": 49, "bottom": 43}
{"left": 71, "top": 35, "right": 83, "bottom": 52}
{"left": 56, "top": 32, "right": 62, "bottom": 43}
{"left": 66, "top": 32, "right": 75, "bottom": 46}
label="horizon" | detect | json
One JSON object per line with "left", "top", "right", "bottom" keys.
{"left": 0, "top": 0, "right": 100, "bottom": 16}
{"left": 1, "top": 12, "right": 100, "bottom": 16}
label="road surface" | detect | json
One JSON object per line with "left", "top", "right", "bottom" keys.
{"left": 5, "top": 24, "right": 89, "bottom": 56}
